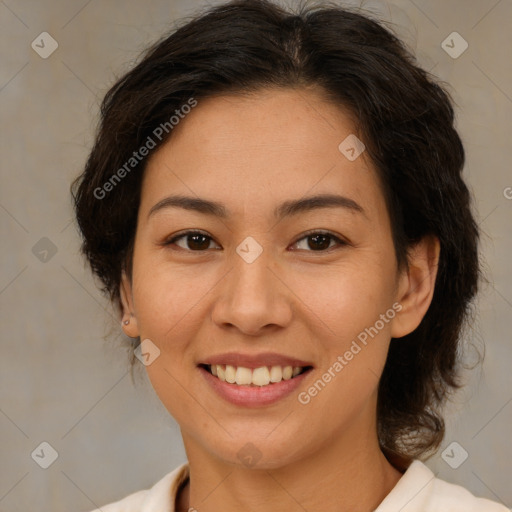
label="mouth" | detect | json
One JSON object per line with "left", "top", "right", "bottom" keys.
{"left": 199, "top": 363, "right": 313, "bottom": 387}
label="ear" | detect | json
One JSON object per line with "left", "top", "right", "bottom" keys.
{"left": 391, "top": 235, "right": 440, "bottom": 339}
{"left": 120, "top": 270, "right": 140, "bottom": 338}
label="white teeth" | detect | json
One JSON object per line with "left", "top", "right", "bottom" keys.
{"left": 282, "top": 366, "right": 293, "bottom": 380}
{"left": 225, "top": 365, "right": 236, "bottom": 383}
{"left": 269, "top": 365, "right": 282, "bottom": 382}
{"left": 235, "top": 366, "right": 252, "bottom": 385}
{"left": 208, "top": 364, "right": 306, "bottom": 386}
{"left": 252, "top": 367, "right": 270, "bottom": 386}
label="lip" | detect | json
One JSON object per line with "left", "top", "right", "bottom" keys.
{"left": 199, "top": 365, "right": 313, "bottom": 407}
{"left": 199, "top": 352, "right": 313, "bottom": 369}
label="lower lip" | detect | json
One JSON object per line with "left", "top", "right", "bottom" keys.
{"left": 199, "top": 366, "right": 312, "bottom": 407}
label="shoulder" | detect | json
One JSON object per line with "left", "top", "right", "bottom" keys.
{"left": 427, "top": 474, "right": 509, "bottom": 512}
{"left": 376, "top": 460, "right": 509, "bottom": 512}
{"left": 86, "top": 463, "right": 189, "bottom": 512}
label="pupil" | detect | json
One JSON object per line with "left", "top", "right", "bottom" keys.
{"left": 309, "top": 234, "right": 330, "bottom": 251}
{"left": 189, "top": 234, "right": 209, "bottom": 250}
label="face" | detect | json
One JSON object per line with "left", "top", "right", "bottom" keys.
{"left": 120, "top": 87, "right": 437, "bottom": 469}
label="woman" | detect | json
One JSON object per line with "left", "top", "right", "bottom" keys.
{"left": 72, "top": 0, "right": 509, "bottom": 510}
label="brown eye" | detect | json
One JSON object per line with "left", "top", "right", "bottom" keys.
{"left": 307, "top": 233, "right": 331, "bottom": 251}
{"left": 164, "top": 230, "right": 347, "bottom": 253}
{"left": 165, "top": 231, "right": 219, "bottom": 251}
{"left": 292, "top": 231, "right": 347, "bottom": 252}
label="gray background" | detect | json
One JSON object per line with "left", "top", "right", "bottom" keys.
{"left": 0, "top": 0, "right": 511, "bottom": 511}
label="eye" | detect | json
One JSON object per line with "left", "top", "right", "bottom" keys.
{"left": 291, "top": 230, "right": 347, "bottom": 252}
{"left": 164, "top": 230, "right": 220, "bottom": 251}
{"left": 162, "top": 229, "right": 348, "bottom": 252}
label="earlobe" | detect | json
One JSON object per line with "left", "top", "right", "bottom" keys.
{"left": 391, "top": 235, "right": 440, "bottom": 339}
{"left": 119, "top": 271, "right": 140, "bottom": 338}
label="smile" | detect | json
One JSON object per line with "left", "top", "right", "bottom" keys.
{"left": 201, "top": 364, "right": 311, "bottom": 387}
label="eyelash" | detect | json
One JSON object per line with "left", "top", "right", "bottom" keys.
{"left": 162, "top": 229, "right": 348, "bottom": 253}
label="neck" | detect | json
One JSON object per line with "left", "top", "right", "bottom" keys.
{"left": 177, "top": 419, "right": 403, "bottom": 512}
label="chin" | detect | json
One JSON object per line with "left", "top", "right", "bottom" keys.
{"left": 202, "top": 432, "right": 308, "bottom": 471}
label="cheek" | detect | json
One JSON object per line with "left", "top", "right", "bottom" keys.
{"left": 145, "top": 359, "right": 199, "bottom": 429}
{"left": 131, "top": 253, "right": 214, "bottom": 339}
{"left": 288, "top": 257, "right": 397, "bottom": 340}
{"left": 299, "top": 262, "right": 398, "bottom": 403}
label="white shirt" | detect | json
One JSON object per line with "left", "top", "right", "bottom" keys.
{"left": 88, "top": 460, "right": 509, "bottom": 511}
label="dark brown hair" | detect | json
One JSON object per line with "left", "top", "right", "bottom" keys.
{"left": 71, "top": 0, "right": 480, "bottom": 470}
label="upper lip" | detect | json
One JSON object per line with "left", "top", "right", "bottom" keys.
{"left": 200, "top": 352, "right": 314, "bottom": 369}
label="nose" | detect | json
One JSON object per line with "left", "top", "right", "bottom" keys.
{"left": 210, "top": 248, "right": 293, "bottom": 336}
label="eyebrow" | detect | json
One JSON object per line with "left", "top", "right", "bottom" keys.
{"left": 148, "top": 193, "right": 366, "bottom": 220}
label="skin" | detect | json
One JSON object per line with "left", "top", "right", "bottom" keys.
{"left": 120, "top": 86, "right": 440, "bottom": 512}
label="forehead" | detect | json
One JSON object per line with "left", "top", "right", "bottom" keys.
{"left": 140, "top": 87, "right": 386, "bottom": 225}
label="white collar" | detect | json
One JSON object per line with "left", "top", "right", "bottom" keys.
{"left": 137, "top": 459, "right": 507, "bottom": 512}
